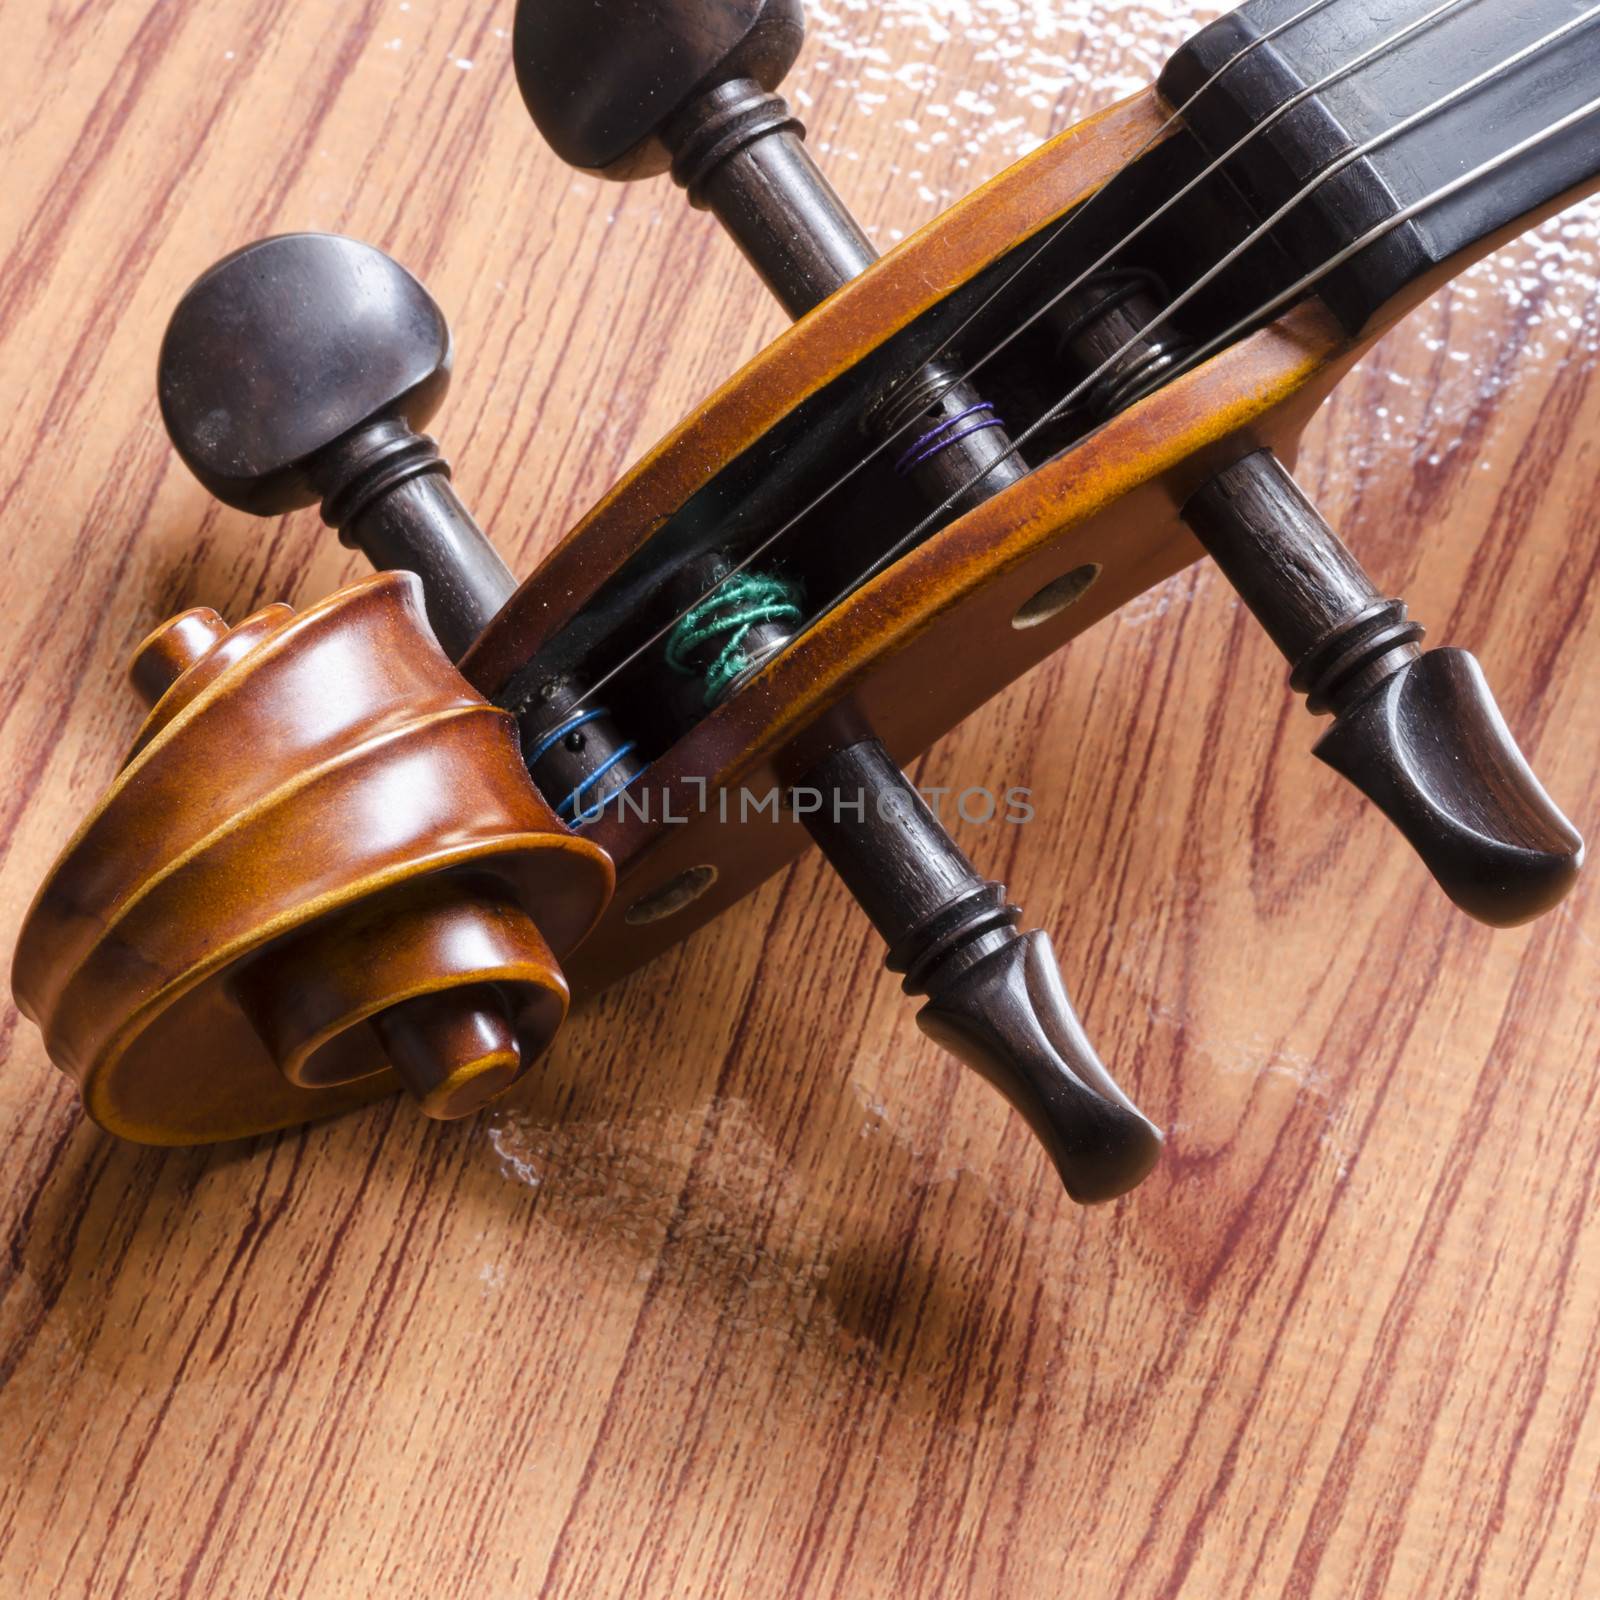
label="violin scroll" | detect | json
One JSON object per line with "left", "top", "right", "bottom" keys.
{"left": 128, "top": 605, "right": 231, "bottom": 703}
{"left": 11, "top": 572, "right": 614, "bottom": 1143}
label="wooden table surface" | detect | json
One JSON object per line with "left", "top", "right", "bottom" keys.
{"left": 4, "top": 2, "right": 1600, "bottom": 1595}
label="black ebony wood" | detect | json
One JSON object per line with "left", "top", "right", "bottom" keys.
{"left": 799, "top": 737, "right": 1162, "bottom": 1204}
{"left": 1182, "top": 452, "right": 1583, "bottom": 926}
{"left": 511, "top": 0, "right": 1025, "bottom": 502}
{"left": 516, "top": 0, "right": 857, "bottom": 313}
{"left": 512, "top": 0, "right": 804, "bottom": 178}
{"left": 511, "top": 0, "right": 1142, "bottom": 1198}
{"left": 1050, "top": 261, "right": 1584, "bottom": 927}
{"left": 663, "top": 76, "right": 874, "bottom": 317}
{"left": 161, "top": 231, "right": 647, "bottom": 819}
{"left": 654, "top": 562, "right": 1159, "bottom": 1203}
{"left": 1161, "top": 0, "right": 1600, "bottom": 334}
{"left": 158, "top": 233, "right": 516, "bottom": 659}
{"left": 309, "top": 420, "right": 519, "bottom": 663}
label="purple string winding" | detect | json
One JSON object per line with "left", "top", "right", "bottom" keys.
{"left": 894, "top": 402, "right": 1006, "bottom": 475}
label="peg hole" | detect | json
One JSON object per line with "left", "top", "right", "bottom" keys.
{"left": 1012, "top": 563, "right": 1100, "bottom": 630}
{"left": 626, "top": 865, "right": 717, "bottom": 925}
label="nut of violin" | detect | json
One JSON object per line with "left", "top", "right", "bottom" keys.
{"left": 129, "top": 606, "right": 230, "bottom": 705}
{"left": 158, "top": 232, "right": 451, "bottom": 516}
{"left": 10, "top": 570, "right": 614, "bottom": 1144}
{"left": 511, "top": 0, "right": 804, "bottom": 175}
{"left": 918, "top": 932, "right": 1163, "bottom": 1205}
{"left": 1314, "top": 649, "right": 1584, "bottom": 927}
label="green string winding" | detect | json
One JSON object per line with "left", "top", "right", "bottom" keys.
{"left": 665, "top": 572, "right": 802, "bottom": 705}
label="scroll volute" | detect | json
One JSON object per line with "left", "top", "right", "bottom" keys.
{"left": 11, "top": 571, "right": 614, "bottom": 1144}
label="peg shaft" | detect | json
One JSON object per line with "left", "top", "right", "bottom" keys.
{"left": 310, "top": 419, "right": 518, "bottom": 660}
{"left": 664, "top": 79, "right": 874, "bottom": 316}
{"left": 1182, "top": 451, "right": 1420, "bottom": 710}
{"left": 800, "top": 737, "right": 1162, "bottom": 1204}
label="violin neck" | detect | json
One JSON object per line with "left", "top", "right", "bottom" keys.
{"left": 1161, "top": 0, "right": 1600, "bottom": 336}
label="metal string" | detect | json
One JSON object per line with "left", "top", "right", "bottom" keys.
{"left": 558, "top": 0, "right": 1589, "bottom": 713}
{"left": 1164, "top": 90, "right": 1600, "bottom": 400}
{"left": 524, "top": 705, "right": 641, "bottom": 819}
{"left": 867, "top": 0, "right": 1483, "bottom": 460}
{"left": 819, "top": 1, "right": 1600, "bottom": 616}
{"left": 551, "top": 0, "right": 1348, "bottom": 712}
{"left": 896, "top": 402, "right": 1006, "bottom": 474}
{"left": 664, "top": 570, "right": 803, "bottom": 704}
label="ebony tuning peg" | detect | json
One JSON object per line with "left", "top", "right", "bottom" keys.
{"left": 160, "top": 232, "right": 647, "bottom": 816}
{"left": 159, "top": 232, "right": 518, "bottom": 660}
{"left": 512, "top": 0, "right": 1025, "bottom": 510}
{"left": 512, "top": 2, "right": 1160, "bottom": 1200}
{"left": 664, "top": 561, "right": 1163, "bottom": 1204}
{"left": 1183, "top": 451, "right": 1582, "bottom": 925}
{"left": 1051, "top": 276, "right": 1584, "bottom": 926}
{"left": 512, "top": 0, "right": 801, "bottom": 174}
{"left": 804, "top": 737, "right": 1162, "bottom": 1204}
{"left": 514, "top": 0, "right": 863, "bottom": 318}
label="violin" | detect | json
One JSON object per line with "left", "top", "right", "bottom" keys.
{"left": 14, "top": 0, "right": 1597, "bottom": 1206}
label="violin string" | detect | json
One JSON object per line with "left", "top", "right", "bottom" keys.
{"left": 806, "top": 2, "right": 1600, "bottom": 622}
{"left": 863, "top": 0, "right": 1481, "bottom": 455}
{"left": 558, "top": 0, "right": 1348, "bottom": 711}
{"left": 568, "top": 0, "right": 1564, "bottom": 713}
{"left": 1164, "top": 89, "right": 1600, "bottom": 395}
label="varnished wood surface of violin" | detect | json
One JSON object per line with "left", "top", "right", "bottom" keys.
{"left": 3, "top": 1, "right": 1600, "bottom": 1596}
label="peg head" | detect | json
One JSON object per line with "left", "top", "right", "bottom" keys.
{"left": 512, "top": 0, "right": 804, "bottom": 175}
{"left": 158, "top": 232, "right": 452, "bottom": 516}
{"left": 918, "top": 932, "right": 1164, "bottom": 1204}
{"left": 1315, "top": 648, "right": 1584, "bottom": 926}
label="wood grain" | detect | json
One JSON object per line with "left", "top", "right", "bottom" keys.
{"left": 3, "top": 2, "right": 1599, "bottom": 1596}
